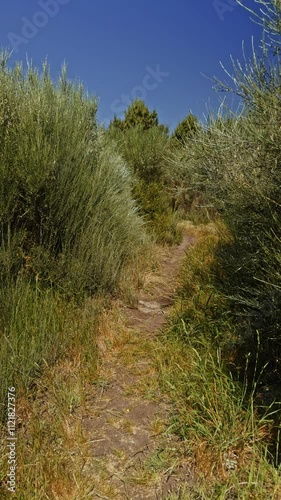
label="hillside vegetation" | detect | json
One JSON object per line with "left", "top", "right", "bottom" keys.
{"left": 1, "top": 1, "right": 281, "bottom": 498}
{"left": 0, "top": 54, "right": 149, "bottom": 422}
{"left": 171, "top": 0, "right": 281, "bottom": 396}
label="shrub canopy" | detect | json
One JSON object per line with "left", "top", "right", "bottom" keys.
{"left": 0, "top": 56, "right": 145, "bottom": 295}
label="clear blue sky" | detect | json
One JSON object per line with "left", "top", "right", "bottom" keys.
{"left": 1, "top": 0, "right": 261, "bottom": 131}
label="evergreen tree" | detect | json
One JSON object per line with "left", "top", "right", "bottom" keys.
{"left": 109, "top": 114, "right": 125, "bottom": 132}
{"left": 109, "top": 99, "right": 164, "bottom": 132}
{"left": 124, "top": 99, "right": 158, "bottom": 129}
{"left": 172, "top": 113, "right": 200, "bottom": 144}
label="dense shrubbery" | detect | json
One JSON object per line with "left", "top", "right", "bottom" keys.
{"left": 0, "top": 55, "right": 147, "bottom": 418}
{"left": 0, "top": 56, "right": 145, "bottom": 295}
{"left": 109, "top": 100, "right": 183, "bottom": 243}
{"left": 133, "top": 179, "right": 182, "bottom": 244}
{"left": 109, "top": 123, "right": 169, "bottom": 181}
{"left": 172, "top": 0, "right": 281, "bottom": 392}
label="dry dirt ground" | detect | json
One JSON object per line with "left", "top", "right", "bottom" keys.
{"left": 82, "top": 229, "right": 196, "bottom": 499}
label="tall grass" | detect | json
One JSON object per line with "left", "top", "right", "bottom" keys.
{"left": 0, "top": 278, "right": 99, "bottom": 422}
{"left": 156, "top": 224, "right": 281, "bottom": 498}
{"left": 0, "top": 291, "right": 100, "bottom": 498}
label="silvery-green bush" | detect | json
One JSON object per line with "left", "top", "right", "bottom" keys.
{"left": 172, "top": 1, "right": 281, "bottom": 376}
{"left": 0, "top": 54, "right": 145, "bottom": 295}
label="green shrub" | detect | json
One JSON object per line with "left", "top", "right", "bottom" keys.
{"left": 165, "top": 5, "right": 281, "bottom": 445}
{"left": 108, "top": 101, "right": 189, "bottom": 244}
{"left": 109, "top": 125, "right": 169, "bottom": 181}
{"left": 170, "top": 0, "right": 281, "bottom": 374}
{"left": 133, "top": 179, "right": 182, "bottom": 244}
{"left": 0, "top": 55, "right": 148, "bottom": 419}
{"left": 108, "top": 123, "right": 183, "bottom": 244}
{"left": 0, "top": 56, "right": 145, "bottom": 295}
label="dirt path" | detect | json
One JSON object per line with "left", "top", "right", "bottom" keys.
{"left": 82, "top": 229, "right": 196, "bottom": 499}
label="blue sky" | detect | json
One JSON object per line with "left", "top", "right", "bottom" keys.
{"left": 1, "top": 0, "right": 262, "bottom": 130}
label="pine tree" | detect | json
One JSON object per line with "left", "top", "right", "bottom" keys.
{"left": 172, "top": 113, "right": 200, "bottom": 144}
{"left": 109, "top": 99, "right": 161, "bottom": 131}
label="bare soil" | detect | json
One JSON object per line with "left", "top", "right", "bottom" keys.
{"left": 82, "top": 229, "right": 196, "bottom": 499}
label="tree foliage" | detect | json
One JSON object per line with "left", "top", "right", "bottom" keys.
{"left": 107, "top": 100, "right": 181, "bottom": 243}
{"left": 172, "top": 113, "right": 200, "bottom": 144}
{"left": 124, "top": 99, "right": 158, "bottom": 129}
{"left": 109, "top": 99, "right": 168, "bottom": 134}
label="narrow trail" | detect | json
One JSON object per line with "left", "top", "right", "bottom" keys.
{"left": 82, "top": 228, "right": 196, "bottom": 499}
